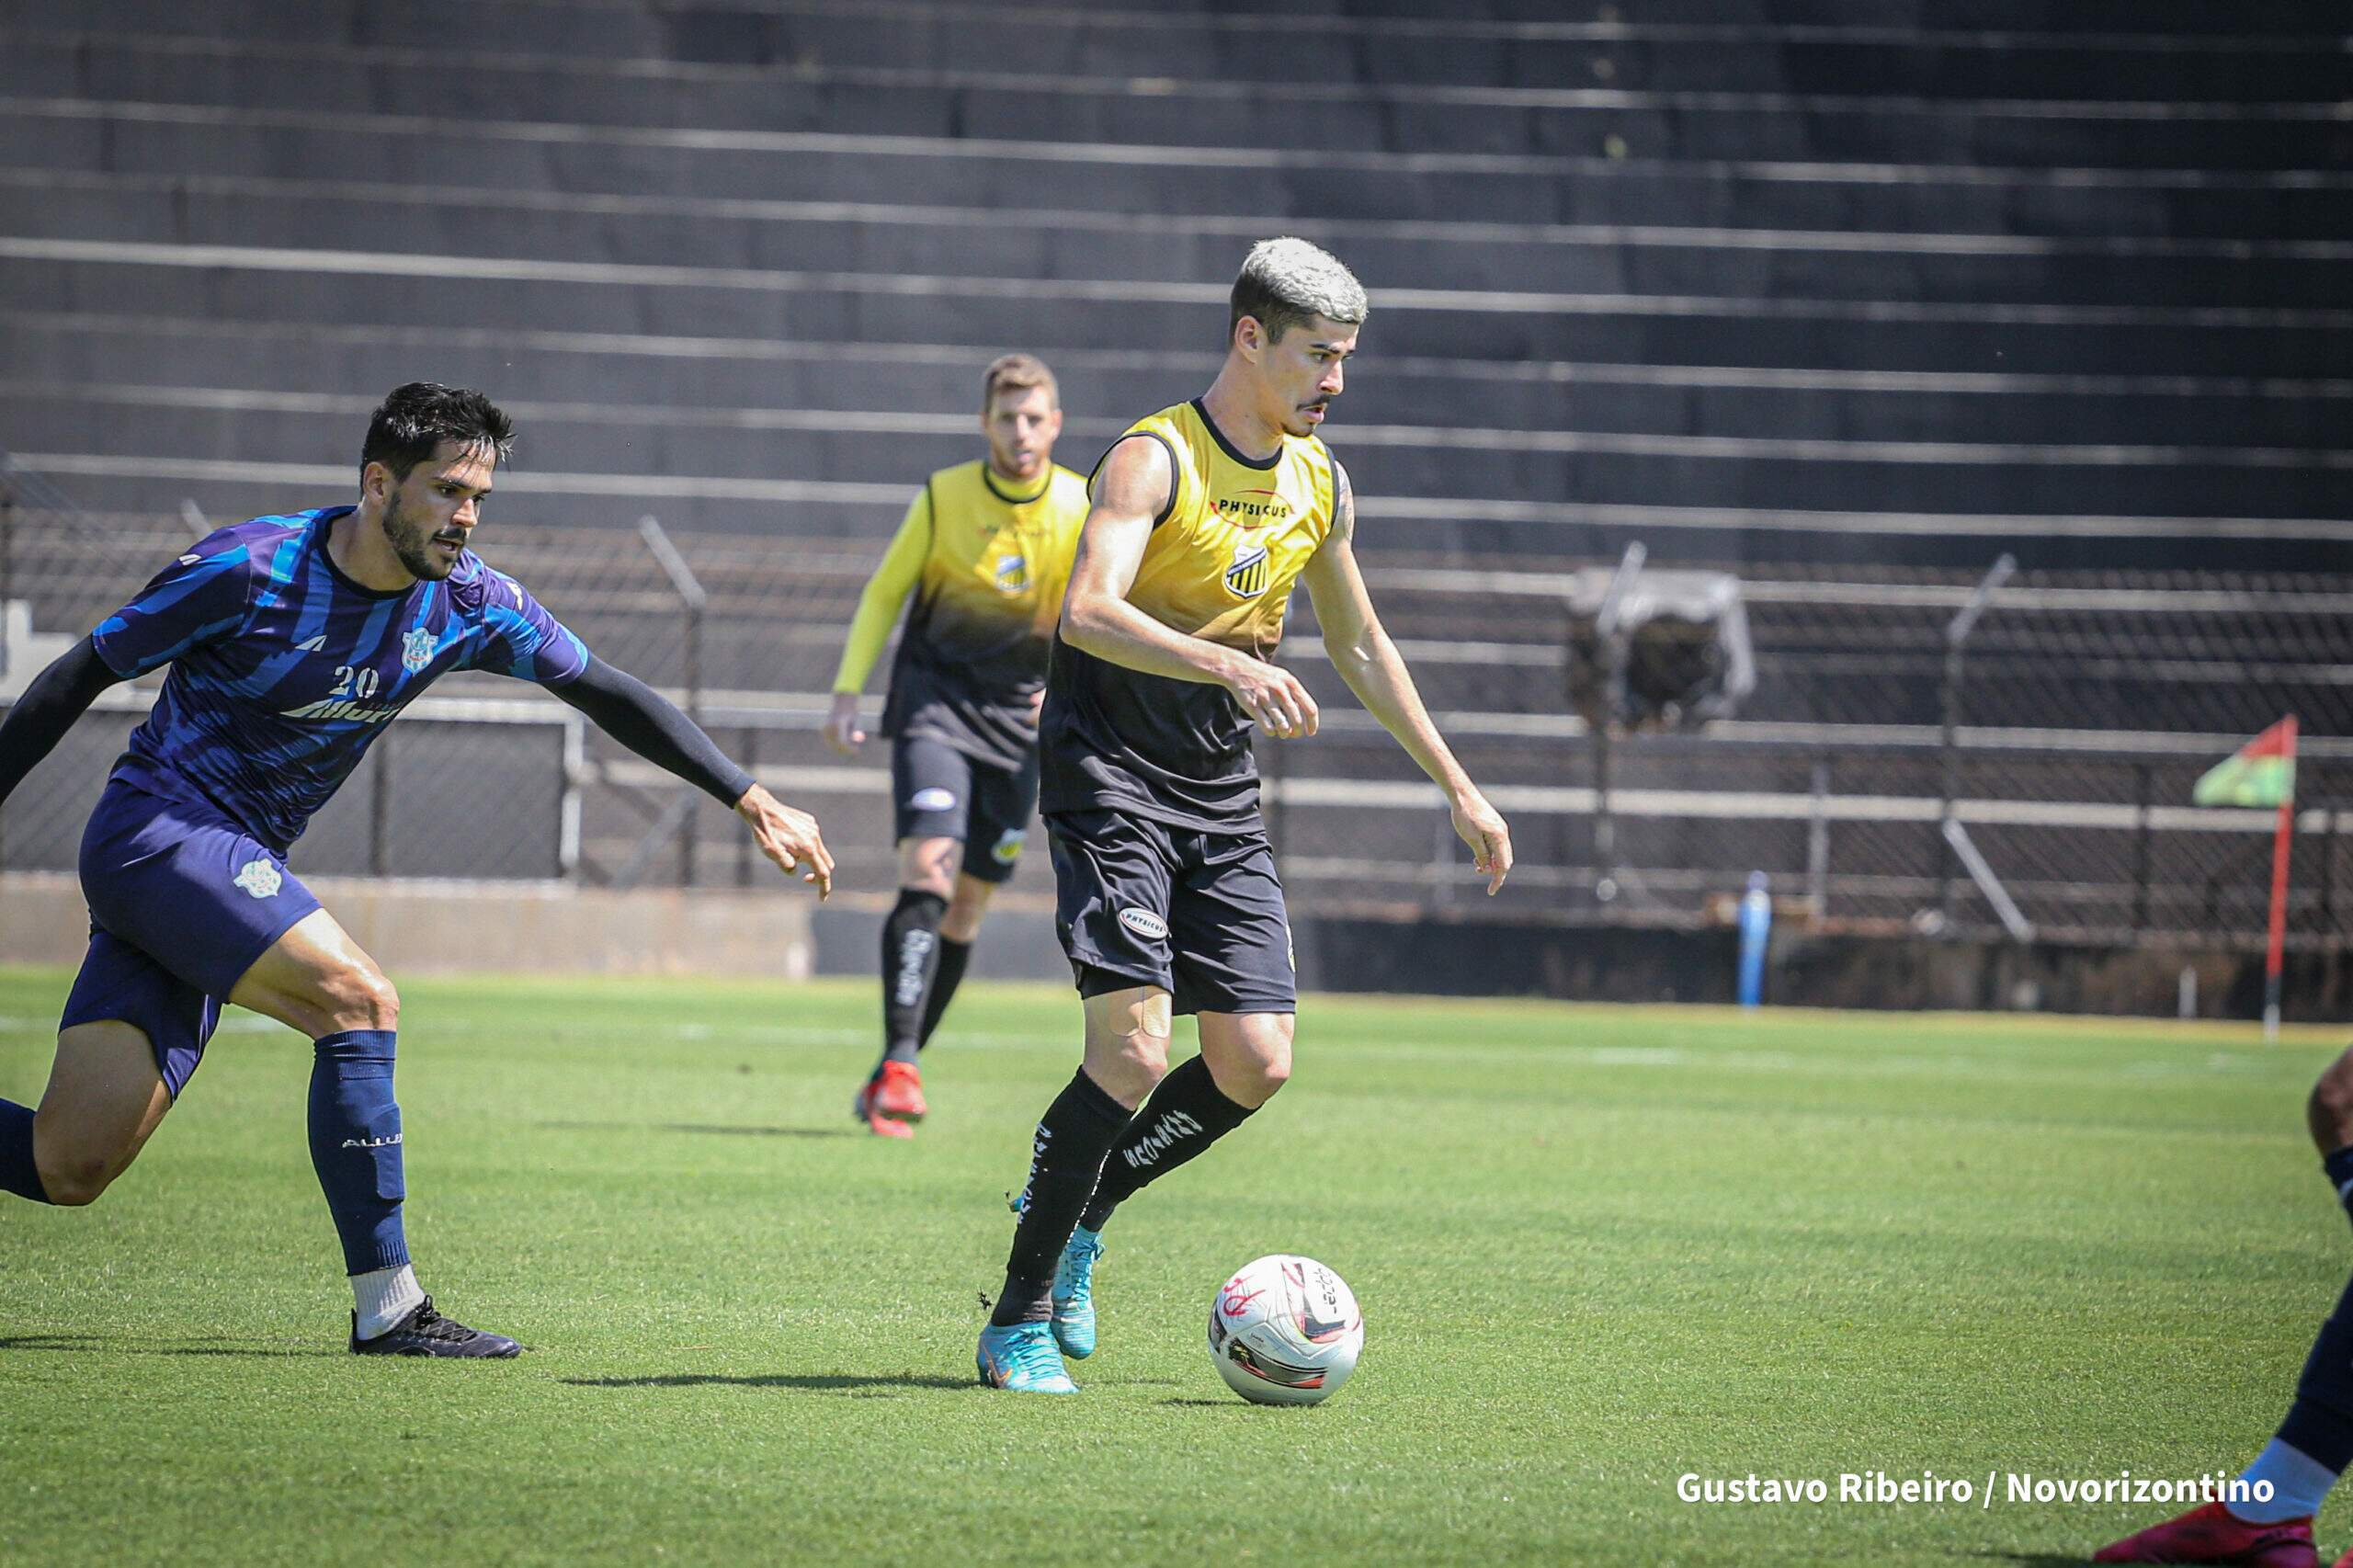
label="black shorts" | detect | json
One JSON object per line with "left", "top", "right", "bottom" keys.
{"left": 1046, "top": 807, "right": 1295, "bottom": 1017}
{"left": 891, "top": 734, "right": 1038, "bottom": 885}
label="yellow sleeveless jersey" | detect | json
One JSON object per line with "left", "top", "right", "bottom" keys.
{"left": 845, "top": 460, "right": 1088, "bottom": 769}
{"left": 1040, "top": 399, "right": 1338, "bottom": 831}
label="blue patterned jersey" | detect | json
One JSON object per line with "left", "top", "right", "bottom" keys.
{"left": 91, "top": 506, "right": 589, "bottom": 852}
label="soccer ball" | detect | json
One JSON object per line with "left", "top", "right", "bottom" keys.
{"left": 1206, "top": 1255, "right": 1363, "bottom": 1405}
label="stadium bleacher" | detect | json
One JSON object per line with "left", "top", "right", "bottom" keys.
{"left": 0, "top": 0, "right": 2346, "bottom": 960}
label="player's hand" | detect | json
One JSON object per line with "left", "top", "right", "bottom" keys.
{"left": 1224, "top": 657, "right": 1319, "bottom": 740}
{"left": 821, "top": 691, "right": 866, "bottom": 756}
{"left": 736, "top": 783, "right": 835, "bottom": 897}
{"left": 1027, "top": 686, "right": 1045, "bottom": 728}
{"left": 1450, "top": 790, "right": 1513, "bottom": 895}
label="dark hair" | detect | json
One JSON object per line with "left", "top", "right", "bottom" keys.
{"left": 359, "top": 382, "right": 515, "bottom": 482}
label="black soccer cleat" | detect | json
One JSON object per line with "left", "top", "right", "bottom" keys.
{"left": 348, "top": 1295, "right": 523, "bottom": 1358}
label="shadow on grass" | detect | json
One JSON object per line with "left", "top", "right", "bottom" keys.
{"left": 0, "top": 1334, "right": 335, "bottom": 1358}
{"left": 538, "top": 1120, "right": 852, "bottom": 1140}
{"left": 563, "top": 1371, "right": 971, "bottom": 1392}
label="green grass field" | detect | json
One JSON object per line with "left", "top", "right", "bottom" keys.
{"left": 0, "top": 967, "right": 2344, "bottom": 1566}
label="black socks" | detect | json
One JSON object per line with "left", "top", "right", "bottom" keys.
{"left": 993, "top": 1069, "right": 1132, "bottom": 1326}
{"left": 919, "top": 937, "right": 972, "bottom": 1051}
{"left": 880, "top": 889, "right": 949, "bottom": 1066}
{"left": 1079, "top": 1055, "right": 1256, "bottom": 1233}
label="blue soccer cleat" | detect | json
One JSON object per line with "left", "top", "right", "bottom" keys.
{"left": 975, "top": 1320, "right": 1077, "bottom": 1394}
{"left": 1051, "top": 1226, "right": 1104, "bottom": 1359}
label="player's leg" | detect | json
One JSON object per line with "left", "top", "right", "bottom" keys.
{"left": 858, "top": 738, "right": 972, "bottom": 1133}
{"left": 921, "top": 752, "right": 1036, "bottom": 1051}
{"left": 2095, "top": 1041, "right": 2353, "bottom": 1564}
{"left": 1078, "top": 826, "right": 1295, "bottom": 1235}
{"left": 977, "top": 809, "right": 1173, "bottom": 1392}
{"left": 920, "top": 873, "right": 990, "bottom": 1043}
{"left": 1, "top": 926, "right": 196, "bottom": 1207}
{"left": 2, "top": 1020, "right": 173, "bottom": 1206}
{"left": 228, "top": 909, "right": 517, "bottom": 1358}
{"left": 913, "top": 756, "right": 1030, "bottom": 1057}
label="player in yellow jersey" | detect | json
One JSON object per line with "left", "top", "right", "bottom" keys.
{"left": 975, "top": 238, "right": 1515, "bottom": 1392}
{"left": 825, "top": 355, "right": 1089, "bottom": 1138}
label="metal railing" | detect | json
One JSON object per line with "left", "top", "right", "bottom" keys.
{"left": 1, "top": 485, "right": 2345, "bottom": 952}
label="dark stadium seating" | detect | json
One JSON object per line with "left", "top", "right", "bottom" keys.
{"left": 1, "top": 0, "right": 2346, "bottom": 942}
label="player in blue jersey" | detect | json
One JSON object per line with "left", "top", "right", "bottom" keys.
{"left": 0, "top": 383, "right": 833, "bottom": 1356}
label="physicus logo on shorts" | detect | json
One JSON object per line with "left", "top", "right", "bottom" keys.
{"left": 1119, "top": 906, "right": 1170, "bottom": 941}
{"left": 909, "top": 787, "right": 958, "bottom": 813}
{"left": 991, "top": 827, "right": 1026, "bottom": 865}
{"left": 400, "top": 626, "right": 436, "bottom": 675}
{"left": 233, "top": 858, "right": 283, "bottom": 900}
{"left": 1223, "top": 540, "right": 1270, "bottom": 599}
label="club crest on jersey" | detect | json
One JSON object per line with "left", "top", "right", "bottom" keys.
{"left": 1224, "top": 540, "right": 1270, "bottom": 599}
{"left": 400, "top": 626, "right": 436, "bottom": 675}
{"left": 233, "top": 858, "right": 283, "bottom": 900}
{"left": 993, "top": 554, "right": 1029, "bottom": 594}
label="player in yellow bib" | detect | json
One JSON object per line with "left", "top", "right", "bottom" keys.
{"left": 975, "top": 238, "right": 1516, "bottom": 1393}
{"left": 825, "top": 356, "right": 1088, "bottom": 1137}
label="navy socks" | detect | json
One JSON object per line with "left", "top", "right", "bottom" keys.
{"left": 0, "top": 1097, "right": 52, "bottom": 1203}
{"left": 2324, "top": 1145, "right": 2353, "bottom": 1230}
{"left": 307, "top": 1030, "right": 409, "bottom": 1275}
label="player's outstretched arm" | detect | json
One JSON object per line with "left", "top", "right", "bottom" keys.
{"left": 824, "top": 489, "right": 931, "bottom": 756}
{"left": 553, "top": 656, "right": 834, "bottom": 896}
{"left": 0, "top": 638, "right": 129, "bottom": 808}
{"left": 1063, "top": 436, "right": 1320, "bottom": 739}
{"left": 1302, "top": 465, "right": 1512, "bottom": 894}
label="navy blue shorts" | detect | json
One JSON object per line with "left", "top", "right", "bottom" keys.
{"left": 891, "top": 734, "right": 1039, "bottom": 886}
{"left": 1046, "top": 807, "right": 1295, "bottom": 1017}
{"left": 59, "top": 780, "right": 322, "bottom": 1096}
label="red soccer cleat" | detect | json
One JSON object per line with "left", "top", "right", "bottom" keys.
{"left": 872, "top": 1060, "right": 928, "bottom": 1124}
{"left": 2092, "top": 1501, "right": 2316, "bottom": 1566}
{"left": 852, "top": 1076, "right": 914, "bottom": 1140}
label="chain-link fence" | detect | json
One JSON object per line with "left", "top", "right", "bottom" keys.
{"left": 3, "top": 482, "right": 2346, "bottom": 951}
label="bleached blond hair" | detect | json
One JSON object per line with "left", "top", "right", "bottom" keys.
{"left": 1229, "top": 236, "right": 1368, "bottom": 347}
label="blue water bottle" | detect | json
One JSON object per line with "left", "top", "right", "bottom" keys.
{"left": 1735, "top": 871, "right": 1771, "bottom": 1007}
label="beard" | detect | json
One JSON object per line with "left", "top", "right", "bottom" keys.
{"left": 381, "top": 499, "right": 463, "bottom": 581}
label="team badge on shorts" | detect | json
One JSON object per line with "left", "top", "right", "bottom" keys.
{"left": 909, "top": 787, "right": 958, "bottom": 813}
{"left": 1224, "top": 540, "right": 1270, "bottom": 598}
{"left": 991, "top": 827, "right": 1026, "bottom": 865}
{"left": 400, "top": 627, "right": 436, "bottom": 675}
{"left": 1119, "top": 906, "right": 1170, "bottom": 941}
{"left": 233, "top": 858, "right": 283, "bottom": 900}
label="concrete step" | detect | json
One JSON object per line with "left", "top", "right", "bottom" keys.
{"left": 24, "top": 465, "right": 2353, "bottom": 575}
{"left": 2, "top": 251, "right": 2341, "bottom": 379}
{"left": 6, "top": 31, "right": 2346, "bottom": 169}
{"left": 9, "top": 313, "right": 2337, "bottom": 449}
{"left": 8, "top": 3, "right": 2345, "bottom": 99}
{"left": 7, "top": 174, "right": 2346, "bottom": 309}
{"left": 8, "top": 390, "right": 2347, "bottom": 525}
{"left": 10, "top": 102, "right": 2353, "bottom": 239}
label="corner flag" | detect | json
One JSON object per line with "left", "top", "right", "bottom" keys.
{"left": 2193, "top": 717, "right": 2298, "bottom": 1040}
{"left": 2192, "top": 718, "right": 2298, "bottom": 808}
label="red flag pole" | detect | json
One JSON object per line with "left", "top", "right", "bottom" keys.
{"left": 2264, "top": 714, "right": 2299, "bottom": 1043}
